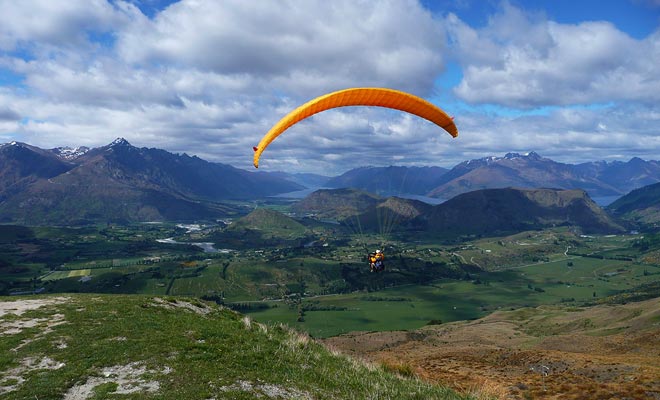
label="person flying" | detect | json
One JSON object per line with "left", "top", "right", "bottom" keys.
{"left": 369, "top": 249, "right": 385, "bottom": 272}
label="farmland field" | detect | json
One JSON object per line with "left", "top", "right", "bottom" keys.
{"left": 245, "top": 253, "right": 660, "bottom": 337}
{"left": 2, "top": 223, "right": 659, "bottom": 339}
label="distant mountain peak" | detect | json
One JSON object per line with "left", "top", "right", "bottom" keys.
{"left": 109, "top": 137, "right": 131, "bottom": 147}
{"left": 504, "top": 151, "right": 541, "bottom": 160}
{"left": 2, "top": 141, "right": 26, "bottom": 148}
{"left": 0, "top": 141, "right": 47, "bottom": 154}
{"left": 462, "top": 152, "right": 543, "bottom": 165}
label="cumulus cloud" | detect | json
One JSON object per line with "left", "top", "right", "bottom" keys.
{"left": 0, "top": 0, "right": 132, "bottom": 51}
{"left": 446, "top": 3, "right": 660, "bottom": 107}
{"left": 116, "top": 0, "right": 445, "bottom": 97}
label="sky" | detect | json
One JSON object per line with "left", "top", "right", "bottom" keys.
{"left": 0, "top": 0, "right": 659, "bottom": 175}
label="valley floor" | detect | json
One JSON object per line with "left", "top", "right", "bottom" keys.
{"left": 323, "top": 297, "right": 660, "bottom": 400}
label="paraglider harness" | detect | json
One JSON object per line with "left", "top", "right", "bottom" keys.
{"left": 369, "top": 250, "right": 385, "bottom": 272}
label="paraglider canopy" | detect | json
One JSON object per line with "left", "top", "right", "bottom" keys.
{"left": 253, "top": 87, "right": 458, "bottom": 168}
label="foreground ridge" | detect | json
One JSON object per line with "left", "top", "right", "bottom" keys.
{"left": 0, "top": 294, "right": 470, "bottom": 400}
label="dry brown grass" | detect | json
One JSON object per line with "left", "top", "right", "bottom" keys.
{"left": 379, "top": 359, "right": 416, "bottom": 378}
{"left": 463, "top": 376, "right": 508, "bottom": 400}
{"left": 323, "top": 298, "right": 660, "bottom": 399}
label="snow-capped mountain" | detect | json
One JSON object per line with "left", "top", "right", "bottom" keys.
{"left": 427, "top": 152, "right": 660, "bottom": 200}
{"left": 51, "top": 146, "right": 90, "bottom": 160}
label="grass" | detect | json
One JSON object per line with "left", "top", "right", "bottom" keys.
{"left": 245, "top": 254, "right": 660, "bottom": 338}
{"left": 0, "top": 294, "right": 475, "bottom": 400}
{"left": 246, "top": 281, "right": 511, "bottom": 337}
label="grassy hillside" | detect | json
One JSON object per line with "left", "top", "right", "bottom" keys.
{"left": 228, "top": 208, "right": 308, "bottom": 237}
{"left": 416, "top": 188, "right": 625, "bottom": 236}
{"left": 325, "top": 297, "right": 660, "bottom": 399}
{"left": 0, "top": 294, "right": 472, "bottom": 400}
{"left": 212, "top": 208, "right": 311, "bottom": 248}
{"left": 607, "top": 181, "right": 660, "bottom": 225}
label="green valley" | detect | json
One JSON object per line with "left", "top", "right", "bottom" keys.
{"left": 2, "top": 213, "right": 658, "bottom": 339}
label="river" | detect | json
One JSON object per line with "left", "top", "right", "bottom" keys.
{"left": 156, "top": 238, "right": 231, "bottom": 253}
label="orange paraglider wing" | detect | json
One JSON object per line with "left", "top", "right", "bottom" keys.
{"left": 253, "top": 87, "right": 458, "bottom": 168}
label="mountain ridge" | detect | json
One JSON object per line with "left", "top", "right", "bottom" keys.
{"left": 315, "top": 152, "right": 660, "bottom": 202}
{"left": 0, "top": 139, "right": 302, "bottom": 224}
{"left": 325, "top": 166, "right": 449, "bottom": 196}
{"left": 427, "top": 152, "right": 626, "bottom": 199}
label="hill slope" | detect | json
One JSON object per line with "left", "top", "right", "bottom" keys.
{"left": 213, "top": 208, "right": 312, "bottom": 248}
{"left": 292, "top": 188, "right": 382, "bottom": 220}
{"left": 354, "top": 196, "right": 434, "bottom": 234}
{"left": 414, "top": 187, "right": 625, "bottom": 235}
{"left": 296, "top": 187, "right": 624, "bottom": 236}
{"left": 292, "top": 189, "right": 433, "bottom": 235}
{"left": 0, "top": 294, "right": 467, "bottom": 399}
{"left": 607, "top": 181, "right": 660, "bottom": 225}
{"left": 227, "top": 208, "right": 308, "bottom": 238}
{"left": 324, "top": 297, "right": 660, "bottom": 399}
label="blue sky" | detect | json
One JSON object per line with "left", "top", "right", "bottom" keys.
{"left": 0, "top": 0, "right": 658, "bottom": 174}
{"left": 426, "top": 0, "right": 659, "bottom": 38}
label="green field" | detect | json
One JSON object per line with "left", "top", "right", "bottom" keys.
{"left": 41, "top": 269, "right": 91, "bottom": 281}
{"left": 2, "top": 222, "right": 659, "bottom": 338}
{"left": 245, "top": 253, "right": 660, "bottom": 337}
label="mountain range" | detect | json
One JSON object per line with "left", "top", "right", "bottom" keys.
{"left": 324, "top": 166, "right": 449, "bottom": 196}
{"left": 326, "top": 152, "right": 660, "bottom": 201}
{"left": 0, "top": 139, "right": 301, "bottom": 224}
{"left": 2, "top": 139, "right": 660, "bottom": 226}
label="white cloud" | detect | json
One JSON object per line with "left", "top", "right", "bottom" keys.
{"left": 0, "top": 0, "right": 132, "bottom": 51}
{"left": 447, "top": 3, "right": 660, "bottom": 107}
{"left": 451, "top": 102, "right": 660, "bottom": 166}
{"left": 116, "top": 0, "right": 445, "bottom": 97}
